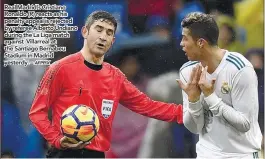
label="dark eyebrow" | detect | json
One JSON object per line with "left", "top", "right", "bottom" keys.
{"left": 107, "top": 28, "right": 114, "bottom": 34}
{"left": 95, "top": 25, "right": 114, "bottom": 34}
{"left": 95, "top": 25, "right": 104, "bottom": 29}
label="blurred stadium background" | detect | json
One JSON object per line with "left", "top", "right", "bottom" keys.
{"left": 1, "top": 0, "right": 264, "bottom": 158}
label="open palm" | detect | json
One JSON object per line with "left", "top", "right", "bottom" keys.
{"left": 177, "top": 65, "right": 202, "bottom": 103}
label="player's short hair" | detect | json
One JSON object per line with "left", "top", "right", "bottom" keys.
{"left": 85, "top": 10, "right": 117, "bottom": 33}
{"left": 181, "top": 12, "right": 219, "bottom": 46}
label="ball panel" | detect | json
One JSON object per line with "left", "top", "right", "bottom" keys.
{"left": 74, "top": 106, "right": 94, "bottom": 123}
{"left": 77, "top": 125, "right": 96, "bottom": 142}
{"left": 61, "top": 116, "right": 78, "bottom": 135}
{"left": 61, "top": 104, "right": 100, "bottom": 143}
{"left": 62, "top": 105, "right": 79, "bottom": 116}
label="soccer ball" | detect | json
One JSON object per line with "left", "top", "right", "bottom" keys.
{"left": 60, "top": 104, "right": 100, "bottom": 143}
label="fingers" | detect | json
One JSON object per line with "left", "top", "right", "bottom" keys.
{"left": 191, "top": 65, "right": 203, "bottom": 85}
{"left": 76, "top": 141, "right": 85, "bottom": 147}
{"left": 60, "top": 136, "right": 69, "bottom": 148}
{"left": 205, "top": 66, "right": 208, "bottom": 72}
{"left": 61, "top": 140, "right": 91, "bottom": 149}
{"left": 202, "top": 66, "right": 207, "bottom": 78}
{"left": 195, "top": 65, "right": 202, "bottom": 83}
{"left": 79, "top": 142, "right": 91, "bottom": 149}
{"left": 189, "top": 65, "right": 197, "bottom": 83}
{"left": 211, "top": 78, "right": 216, "bottom": 86}
{"left": 176, "top": 79, "right": 185, "bottom": 90}
{"left": 199, "top": 66, "right": 207, "bottom": 85}
{"left": 73, "top": 141, "right": 90, "bottom": 149}
{"left": 60, "top": 136, "right": 68, "bottom": 142}
{"left": 191, "top": 65, "right": 199, "bottom": 84}
{"left": 63, "top": 141, "right": 83, "bottom": 149}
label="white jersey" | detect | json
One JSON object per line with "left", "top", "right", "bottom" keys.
{"left": 179, "top": 51, "right": 262, "bottom": 158}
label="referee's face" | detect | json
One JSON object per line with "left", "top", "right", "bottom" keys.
{"left": 84, "top": 19, "right": 115, "bottom": 57}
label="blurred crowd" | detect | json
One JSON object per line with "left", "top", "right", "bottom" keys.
{"left": 1, "top": 0, "right": 264, "bottom": 158}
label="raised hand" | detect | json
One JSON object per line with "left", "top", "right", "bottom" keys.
{"left": 198, "top": 66, "right": 216, "bottom": 97}
{"left": 177, "top": 64, "right": 202, "bottom": 103}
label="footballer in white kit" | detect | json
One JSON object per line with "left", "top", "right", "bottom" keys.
{"left": 177, "top": 12, "right": 262, "bottom": 159}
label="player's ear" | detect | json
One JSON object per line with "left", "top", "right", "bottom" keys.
{"left": 81, "top": 26, "right": 88, "bottom": 39}
{"left": 197, "top": 38, "right": 207, "bottom": 48}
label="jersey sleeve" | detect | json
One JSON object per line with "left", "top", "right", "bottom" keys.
{"left": 28, "top": 62, "right": 64, "bottom": 149}
{"left": 119, "top": 77, "right": 183, "bottom": 124}
{"left": 180, "top": 70, "right": 205, "bottom": 134}
{"left": 204, "top": 66, "right": 258, "bottom": 132}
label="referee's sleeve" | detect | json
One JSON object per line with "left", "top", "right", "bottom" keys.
{"left": 119, "top": 73, "right": 183, "bottom": 124}
{"left": 29, "top": 62, "right": 64, "bottom": 149}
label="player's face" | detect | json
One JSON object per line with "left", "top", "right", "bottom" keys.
{"left": 180, "top": 28, "right": 201, "bottom": 61}
{"left": 84, "top": 19, "right": 115, "bottom": 57}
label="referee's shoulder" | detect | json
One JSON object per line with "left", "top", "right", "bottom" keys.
{"left": 49, "top": 52, "right": 81, "bottom": 68}
{"left": 103, "top": 62, "right": 126, "bottom": 77}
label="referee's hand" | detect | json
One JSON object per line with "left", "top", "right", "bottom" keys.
{"left": 60, "top": 136, "right": 91, "bottom": 149}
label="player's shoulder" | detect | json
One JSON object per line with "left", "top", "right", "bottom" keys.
{"left": 179, "top": 61, "right": 200, "bottom": 82}
{"left": 225, "top": 51, "right": 257, "bottom": 84}
{"left": 179, "top": 61, "right": 200, "bottom": 73}
{"left": 225, "top": 51, "right": 253, "bottom": 72}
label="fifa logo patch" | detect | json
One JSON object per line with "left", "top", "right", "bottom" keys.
{"left": 221, "top": 82, "right": 231, "bottom": 94}
{"left": 101, "top": 99, "right": 114, "bottom": 119}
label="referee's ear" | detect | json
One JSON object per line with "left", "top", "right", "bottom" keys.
{"left": 81, "top": 26, "right": 89, "bottom": 39}
{"left": 111, "top": 37, "right": 116, "bottom": 46}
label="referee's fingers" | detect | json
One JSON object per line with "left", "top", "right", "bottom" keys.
{"left": 79, "top": 142, "right": 91, "bottom": 149}
{"left": 75, "top": 141, "right": 85, "bottom": 148}
{"left": 63, "top": 140, "right": 91, "bottom": 149}
{"left": 63, "top": 141, "right": 83, "bottom": 149}
{"left": 60, "top": 136, "right": 68, "bottom": 142}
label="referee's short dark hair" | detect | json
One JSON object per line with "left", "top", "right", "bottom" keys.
{"left": 85, "top": 10, "right": 118, "bottom": 33}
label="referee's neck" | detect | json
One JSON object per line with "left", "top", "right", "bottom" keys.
{"left": 80, "top": 49, "right": 104, "bottom": 65}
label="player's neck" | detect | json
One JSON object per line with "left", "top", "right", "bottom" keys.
{"left": 200, "top": 46, "right": 225, "bottom": 74}
{"left": 80, "top": 48, "right": 104, "bottom": 65}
